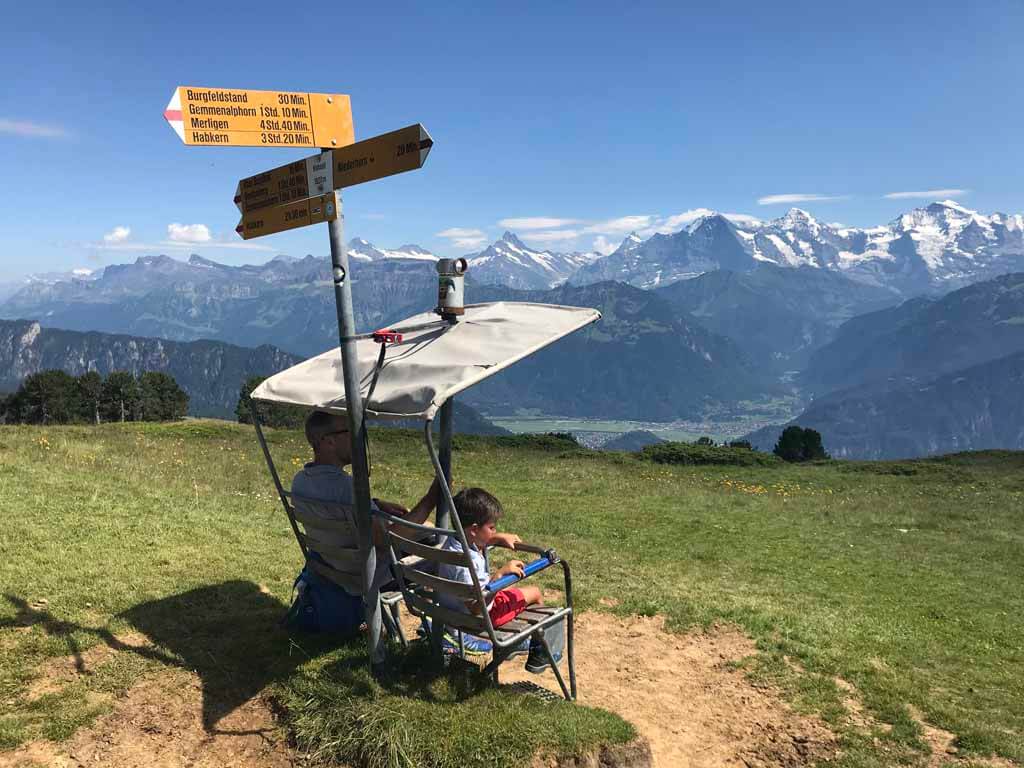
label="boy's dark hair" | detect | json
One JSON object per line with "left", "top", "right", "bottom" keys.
{"left": 452, "top": 487, "right": 503, "bottom": 528}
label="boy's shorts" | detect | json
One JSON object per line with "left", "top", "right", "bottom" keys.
{"left": 488, "top": 588, "right": 527, "bottom": 627}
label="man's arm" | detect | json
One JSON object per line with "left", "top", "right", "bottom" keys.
{"left": 371, "top": 478, "right": 440, "bottom": 545}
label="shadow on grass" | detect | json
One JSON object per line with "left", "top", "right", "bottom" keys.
{"left": 3, "top": 581, "right": 341, "bottom": 734}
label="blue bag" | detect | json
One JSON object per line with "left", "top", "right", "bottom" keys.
{"left": 283, "top": 553, "right": 365, "bottom": 635}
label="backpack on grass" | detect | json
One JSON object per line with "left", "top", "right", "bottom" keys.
{"left": 282, "top": 553, "right": 365, "bottom": 635}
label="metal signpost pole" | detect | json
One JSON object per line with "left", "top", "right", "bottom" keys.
{"left": 437, "top": 399, "right": 454, "bottom": 530}
{"left": 325, "top": 187, "right": 384, "bottom": 667}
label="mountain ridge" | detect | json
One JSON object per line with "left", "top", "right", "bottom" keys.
{"left": 572, "top": 201, "right": 1024, "bottom": 295}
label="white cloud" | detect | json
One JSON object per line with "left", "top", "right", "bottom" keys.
{"left": 436, "top": 227, "right": 487, "bottom": 250}
{"left": 722, "top": 213, "right": 763, "bottom": 227}
{"left": 883, "top": 188, "right": 968, "bottom": 200}
{"left": 167, "top": 223, "right": 212, "bottom": 243}
{"left": 103, "top": 226, "right": 131, "bottom": 244}
{"left": 582, "top": 215, "right": 655, "bottom": 235}
{"left": 634, "top": 210, "right": 761, "bottom": 238}
{"left": 660, "top": 209, "right": 715, "bottom": 229}
{"left": 757, "top": 193, "right": 848, "bottom": 205}
{"left": 436, "top": 227, "right": 485, "bottom": 238}
{"left": 592, "top": 236, "right": 618, "bottom": 256}
{"left": 499, "top": 217, "right": 580, "bottom": 230}
{"left": 0, "top": 118, "right": 69, "bottom": 139}
{"left": 521, "top": 229, "right": 581, "bottom": 245}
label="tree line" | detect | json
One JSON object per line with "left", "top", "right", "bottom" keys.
{"left": 0, "top": 370, "right": 188, "bottom": 425}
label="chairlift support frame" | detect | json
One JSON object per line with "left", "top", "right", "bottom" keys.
{"left": 248, "top": 253, "right": 599, "bottom": 689}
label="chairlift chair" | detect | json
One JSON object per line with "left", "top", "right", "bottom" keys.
{"left": 249, "top": 301, "right": 601, "bottom": 700}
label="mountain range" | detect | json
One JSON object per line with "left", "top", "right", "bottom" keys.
{"left": 0, "top": 319, "right": 298, "bottom": 417}
{"left": 572, "top": 202, "right": 1024, "bottom": 296}
{"left": 466, "top": 231, "right": 600, "bottom": 290}
{"left": 747, "top": 349, "right": 1024, "bottom": 460}
{"left": 4, "top": 200, "right": 1024, "bottom": 456}
{"left": 747, "top": 273, "right": 1024, "bottom": 458}
{"left": 1, "top": 277, "right": 774, "bottom": 422}
{"left": 800, "top": 272, "right": 1024, "bottom": 397}
{"left": 653, "top": 264, "right": 898, "bottom": 376}
{"left": 1, "top": 252, "right": 438, "bottom": 358}
{"left": 465, "top": 281, "right": 776, "bottom": 419}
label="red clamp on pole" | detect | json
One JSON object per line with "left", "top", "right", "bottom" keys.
{"left": 372, "top": 329, "right": 403, "bottom": 344}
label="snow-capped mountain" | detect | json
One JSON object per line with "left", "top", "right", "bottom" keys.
{"left": 832, "top": 201, "right": 1024, "bottom": 293}
{"left": 572, "top": 202, "right": 1024, "bottom": 295}
{"left": 571, "top": 214, "right": 757, "bottom": 288}
{"left": 347, "top": 238, "right": 437, "bottom": 262}
{"left": 465, "top": 231, "right": 600, "bottom": 290}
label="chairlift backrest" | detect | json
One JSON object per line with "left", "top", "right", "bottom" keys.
{"left": 286, "top": 492, "right": 364, "bottom": 594}
{"left": 384, "top": 525, "right": 493, "bottom": 638}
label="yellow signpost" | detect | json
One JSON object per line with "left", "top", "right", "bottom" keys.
{"left": 235, "top": 193, "right": 338, "bottom": 240}
{"left": 233, "top": 124, "right": 433, "bottom": 217}
{"left": 329, "top": 124, "right": 433, "bottom": 189}
{"left": 164, "top": 87, "right": 354, "bottom": 149}
{"left": 166, "top": 89, "right": 434, "bottom": 667}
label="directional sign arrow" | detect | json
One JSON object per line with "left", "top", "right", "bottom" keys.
{"left": 236, "top": 193, "right": 338, "bottom": 240}
{"left": 329, "top": 123, "right": 433, "bottom": 189}
{"left": 233, "top": 124, "right": 433, "bottom": 216}
{"left": 235, "top": 152, "right": 334, "bottom": 214}
{"left": 165, "top": 86, "right": 354, "bottom": 149}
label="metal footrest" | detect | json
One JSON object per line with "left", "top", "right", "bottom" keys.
{"left": 504, "top": 680, "right": 563, "bottom": 703}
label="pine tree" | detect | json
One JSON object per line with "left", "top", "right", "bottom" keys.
{"left": 773, "top": 425, "right": 830, "bottom": 462}
{"left": 100, "top": 371, "right": 139, "bottom": 423}
{"left": 75, "top": 371, "right": 103, "bottom": 425}
{"left": 801, "top": 428, "right": 829, "bottom": 461}
{"left": 11, "top": 370, "right": 78, "bottom": 424}
{"left": 774, "top": 426, "right": 807, "bottom": 462}
{"left": 138, "top": 372, "right": 188, "bottom": 421}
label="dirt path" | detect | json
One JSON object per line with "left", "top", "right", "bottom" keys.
{"left": 501, "top": 612, "right": 838, "bottom": 767}
{"left": 7, "top": 610, "right": 963, "bottom": 768}
{"left": 1, "top": 668, "right": 295, "bottom": 768}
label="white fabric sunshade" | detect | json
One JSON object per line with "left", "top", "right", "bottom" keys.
{"left": 251, "top": 302, "right": 601, "bottom": 421}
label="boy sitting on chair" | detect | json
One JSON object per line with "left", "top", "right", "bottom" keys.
{"left": 438, "top": 487, "right": 543, "bottom": 628}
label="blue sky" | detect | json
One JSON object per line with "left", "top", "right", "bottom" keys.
{"left": 1, "top": 0, "right": 1022, "bottom": 279}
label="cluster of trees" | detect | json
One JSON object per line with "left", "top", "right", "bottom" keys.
{"left": 1, "top": 370, "right": 188, "bottom": 425}
{"left": 773, "top": 426, "right": 829, "bottom": 462}
{"left": 235, "top": 375, "right": 306, "bottom": 428}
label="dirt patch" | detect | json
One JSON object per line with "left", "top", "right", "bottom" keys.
{"left": 532, "top": 737, "right": 654, "bottom": 768}
{"left": 0, "top": 671, "right": 294, "bottom": 768}
{"left": 833, "top": 676, "right": 881, "bottom": 734}
{"left": 16, "top": 612, "right": 1013, "bottom": 768}
{"left": 905, "top": 705, "right": 1015, "bottom": 768}
{"left": 501, "top": 613, "right": 839, "bottom": 768}
{"left": 26, "top": 633, "right": 150, "bottom": 701}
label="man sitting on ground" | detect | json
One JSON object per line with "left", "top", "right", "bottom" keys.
{"left": 292, "top": 409, "right": 439, "bottom": 595}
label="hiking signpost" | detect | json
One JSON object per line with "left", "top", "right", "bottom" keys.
{"left": 235, "top": 194, "right": 339, "bottom": 240}
{"left": 233, "top": 124, "right": 434, "bottom": 216}
{"left": 164, "top": 85, "right": 433, "bottom": 667}
{"left": 164, "top": 87, "right": 354, "bottom": 148}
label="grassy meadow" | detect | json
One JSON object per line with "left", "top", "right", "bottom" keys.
{"left": 1, "top": 420, "right": 1023, "bottom": 767}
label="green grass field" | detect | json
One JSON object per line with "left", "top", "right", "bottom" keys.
{"left": 1, "top": 421, "right": 1023, "bottom": 767}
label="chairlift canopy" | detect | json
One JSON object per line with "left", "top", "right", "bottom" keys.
{"left": 251, "top": 302, "right": 600, "bottom": 421}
